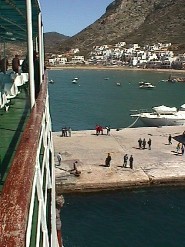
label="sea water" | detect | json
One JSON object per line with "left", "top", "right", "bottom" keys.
{"left": 48, "top": 69, "right": 185, "bottom": 131}
{"left": 48, "top": 69, "right": 185, "bottom": 247}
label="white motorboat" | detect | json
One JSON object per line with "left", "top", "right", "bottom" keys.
{"left": 49, "top": 79, "right": 54, "bottom": 84}
{"left": 131, "top": 104, "right": 185, "bottom": 127}
{"left": 139, "top": 82, "right": 155, "bottom": 89}
{"left": 116, "top": 82, "right": 121, "bottom": 86}
{"left": 72, "top": 79, "right": 78, "bottom": 83}
{"left": 72, "top": 77, "right": 79, "bottom": 83}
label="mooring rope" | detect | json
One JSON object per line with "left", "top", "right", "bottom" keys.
{"left": 125, "top": 116, "right": 140, "bottom": 128}
{"left": 118, "top": 116, "right": 140, "bottom": 130}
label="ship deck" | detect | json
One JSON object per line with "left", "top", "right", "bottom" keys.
{"left": 0, "top": 85, "right": 30, "bottom": 192}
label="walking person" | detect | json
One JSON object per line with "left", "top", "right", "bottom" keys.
{"left": 105, "top": 153, "right": 111, "bottom": 167}
{"left": 168, "top": 134, "right": 172, "bottom": 144}
{"left": 57, "top": 152, "right": 62, "bottom": 166}
{"left": 129, "top": 155, "right": 134, "bottom": 169}
{"left": 123, "top": 154, "right": 128, "bottom": 168}
{"left": 147, "top": 138, "right": 152, "bottom": 150}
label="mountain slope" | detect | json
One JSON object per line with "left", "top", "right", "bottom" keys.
{"left": 59, "top": 0, "right": 185, "bottom": 53}
{"left": 44, "top": 32, "right": 69, "bottom": 53}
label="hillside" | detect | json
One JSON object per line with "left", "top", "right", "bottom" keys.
{"left": 44, "top": 32, "right": 69, "bottom": 53}
{"left": 59, "top": 0, "right": 185, "bottom": 54}
{"left": 4, "top": 0, "right": 185, "bottom": 57}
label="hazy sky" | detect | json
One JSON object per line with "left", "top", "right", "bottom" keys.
{"left": 39, "top": 0, "right": 113, "bottom": 36}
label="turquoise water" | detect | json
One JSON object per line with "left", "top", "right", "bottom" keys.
{"left": 48, "top": 69, "right": 185, "bottom": 131}
{"left": 48, "top": 69, "right": 185, "bottom": 247}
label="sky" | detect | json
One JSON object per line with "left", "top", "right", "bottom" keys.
{"left": 39, "top": 0, "right": 113, "bottom": 37}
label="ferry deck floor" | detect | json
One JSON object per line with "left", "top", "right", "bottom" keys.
{"left": 0, "top": 86, "right": 30, "bottom": 192}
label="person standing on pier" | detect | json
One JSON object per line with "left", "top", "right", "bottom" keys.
{"left": 142, "top": 138, "right": 146, "bottom": 149}
{"left": 129, "top": 155, "right": 134, "bottom": 169}
{"left": 123, "top": 154, "right": 128, "bottom": 167}
{"left": 147, "top": 138, "right": 152, "bottom": 150}
{"left": 106, "top": 126, "right": 111, "bottom": 135}
{"left": 105, "top": 153, "right": 111, "bottom": 167}
{"left": 168, "top": 134, "right": 172, "bottom": 144}
{"left": 138, "top": 138, "right": 142, "bottom": 149}
{"left": 57, "top": 152, "right": 62, "bottom": 166}
{"left": 68, "top": 127, "right": 72, "bottom": 137}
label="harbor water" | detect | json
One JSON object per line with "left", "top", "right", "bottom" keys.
{"left": 48, "top": 69, "right": 185, "bottom": 247}
{"left": 48, "top": 69, "right": 185, "bottom": 131}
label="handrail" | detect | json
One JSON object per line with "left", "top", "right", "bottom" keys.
{"left": 0, "top": 77, "right": 59, "bottom": 247}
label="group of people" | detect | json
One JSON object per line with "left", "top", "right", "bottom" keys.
{"left": 123, "top": 154, "right": 134, "bottom": 169}
{"left": 138, "top": 138, "right": 151, "bottom": 150}
{"left": 0, "top": 54, "right": 21, "bottom": 74}
{"left": 105, "top": 153, "right": 134, "bottom": 169}
{"left": 0, "top": 52, "right": 40, "bottom": 98}
{"left": 61, "top": 127, "right": 72, "bottom": 137}
{"left": 95, "top": 125, "right": 111, "bottom": 136}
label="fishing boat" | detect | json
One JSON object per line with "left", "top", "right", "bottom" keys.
{"left": 131, "top": 104, "right": 185, "bottom": 127}
{"left": 139, "top": 82, "right": 155, "bottom": 89}
{"left": 0, "top": 1, "right": 61, "bottom": 246}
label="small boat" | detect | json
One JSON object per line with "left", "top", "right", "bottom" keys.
{"left": 104, "top": 77, "right": 109, "bottom": 80}
{"left": 116, "top": 82, "right": 121, "bottom": 86}
{"left": 130, "top": 104, "right": 185, "bottom": 127}
{"left": 72, "top": 77, "right": 79, "bottom": 83}
{"left": 49, "top": 79, "right": 54, "bottom": 84}
{"left": 139, "top": 82, "right": 155, "bottom": 89}
{"left": 72, "top": 79, "right": 78, "bottom": 84}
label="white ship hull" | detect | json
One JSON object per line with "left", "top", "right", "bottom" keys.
{"left": 138, "top": 113, "right": 185, "bottom": 127}
{"left": 140, "top": 116, "right": 185, "bottom": 127}
{"left": 131, "top": 104, "right": 185, "bottom": 127}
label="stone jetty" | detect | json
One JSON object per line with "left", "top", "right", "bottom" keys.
{"left": 53, "top": 126, "right": 185, "bottom": 193}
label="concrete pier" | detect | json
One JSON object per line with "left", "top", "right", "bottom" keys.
{"left": 53, "top": 126, "right": 185, "bottom": 193}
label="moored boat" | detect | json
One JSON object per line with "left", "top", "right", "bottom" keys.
{"left": 131, "top": 104, "right": 185, "bottom": 127}
{"left": 139, "top": 82, "right": 155, "bottom": 89}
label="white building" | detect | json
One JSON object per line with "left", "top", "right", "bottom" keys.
{"left": 71, "top": 55, "right": 85, "bottom": 64}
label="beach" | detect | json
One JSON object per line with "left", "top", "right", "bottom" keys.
{"left": 53, "top": 126, "right": 185, "bottom": 194}
{"left": 48, "top": 65, "right": 185, "bottom": 74}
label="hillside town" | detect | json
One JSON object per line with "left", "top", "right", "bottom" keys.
{"left": 46, "top": 42, "right": 185, "bottom": 70}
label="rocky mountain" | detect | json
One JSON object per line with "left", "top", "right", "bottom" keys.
{"left": 59, "top": 0, "right": 185, "bottom": 54}
{"left": 44, "top": 32, "right": 69, "bottom": 53}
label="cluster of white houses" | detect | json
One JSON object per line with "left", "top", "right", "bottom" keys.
{"left": 47, "top": 42, "right": 185, "bottom": 69}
